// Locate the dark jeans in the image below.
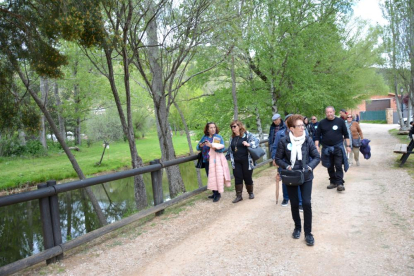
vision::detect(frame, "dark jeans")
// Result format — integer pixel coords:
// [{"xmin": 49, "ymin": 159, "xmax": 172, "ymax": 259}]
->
[
  {"xmin": 286, "ymin": 180, "xmax": 312, "ymax": 235},
  {"xmin": 204, "ymin": 161, "xmax": 210, "ymax": 177},
  {"xmin": 327, "ymin": 146, "xmax": 344, "ymax": 185},
  {"xmin": 233, "ymin": 158, "xmax": 253, "ymax": 186}
]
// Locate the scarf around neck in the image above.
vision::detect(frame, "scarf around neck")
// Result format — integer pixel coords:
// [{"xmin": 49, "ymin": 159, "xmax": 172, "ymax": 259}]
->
[{"xmin": 289, "ymin": 131, "xmax": 306, "ymax": 168}]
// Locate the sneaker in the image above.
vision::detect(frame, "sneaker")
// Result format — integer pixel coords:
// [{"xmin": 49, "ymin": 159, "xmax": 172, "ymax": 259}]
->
[
  {"xmin": 356, "ymin": 161, "xmax": 360, "ymax": 166},
  {"xmin": 305, "ymin": 233, "xmax": 315, "ymax": 246},
  {"xmin": 292, "ymin": 229, "xmax": 301, "ymax": 239},
  {"xmin": 327, "ymin": 183, "xmax": 337, "ymax": 189},
  {"xmin": 337, "ymin": 185, "xmax": 345, "ymax": 191},
  {"xmin": 299, "ymin": 205, "xmax": 303, "ymax": 212},
  {"xmin": 281, "ymin": 199, "xmax": 289, "ymax": 206}
]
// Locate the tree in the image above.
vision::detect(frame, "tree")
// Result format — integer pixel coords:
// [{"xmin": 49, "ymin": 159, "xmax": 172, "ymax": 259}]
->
[{"xmin": 0, "ymin": 0, "xmax": 107, "ymax": 225}]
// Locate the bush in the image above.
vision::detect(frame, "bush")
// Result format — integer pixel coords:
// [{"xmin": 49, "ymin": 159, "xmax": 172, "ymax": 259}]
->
[
  {"xmin": 0, "ymin": 136, "xmax": 26, "ymax": 157},
  {"xmin": 85, "ymin": 108, "xmax": 124, "ymax": 142},
  {"xmin": 26, "ymin": 140, "xmax": 46, "ymax": 156}
]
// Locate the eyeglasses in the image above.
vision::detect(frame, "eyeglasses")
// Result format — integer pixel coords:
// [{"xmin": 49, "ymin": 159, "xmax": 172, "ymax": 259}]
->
[
  {"xmin": 294, "ymin": 124, "xmax": 305, "ymax": 128},
  {"xmin": 347, "ymin": 116, "xmax": 352, "ymax": 118},
  {"xmin": 231, "ymin": 125, "xmax": 238, "ymax": 128},
  {"xmin": 311, "ymin": 118, "xmax": 316, "ymax": 121}
]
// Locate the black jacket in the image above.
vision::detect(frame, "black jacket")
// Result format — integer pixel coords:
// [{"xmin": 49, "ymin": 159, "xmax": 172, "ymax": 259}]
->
[{"xmin": 275, "ymin": 135, "xmax": 321, "ymax": 182}]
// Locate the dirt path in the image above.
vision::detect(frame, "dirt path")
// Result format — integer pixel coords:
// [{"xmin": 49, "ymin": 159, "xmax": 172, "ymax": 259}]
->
[{"xmin": 21, "ymin": 124, "xmax": 414, "ymax": 276}]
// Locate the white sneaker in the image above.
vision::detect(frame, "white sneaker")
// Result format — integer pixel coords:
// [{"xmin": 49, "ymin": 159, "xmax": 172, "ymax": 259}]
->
[{"xmin": 356, "ymin": 161, "xmax": 360, "ymax": 166}]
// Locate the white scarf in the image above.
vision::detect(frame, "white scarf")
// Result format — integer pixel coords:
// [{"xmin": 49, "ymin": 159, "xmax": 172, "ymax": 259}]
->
[{"xmin": 289, "ymin": 131, "xmax": 306, "ymax": 168}]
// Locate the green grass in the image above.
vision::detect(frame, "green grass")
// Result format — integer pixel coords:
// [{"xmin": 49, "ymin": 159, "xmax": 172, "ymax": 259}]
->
[
  {"xmin": 363, "ymin": 120, "xmax": 387, "ymax": 124},
  {"xmin": 388, "ymin": 129, "xmax": 414, "ymax": 176},
  {"xmin": 0, "ymin": 131, "xmax": 199, "ymax": 190}
]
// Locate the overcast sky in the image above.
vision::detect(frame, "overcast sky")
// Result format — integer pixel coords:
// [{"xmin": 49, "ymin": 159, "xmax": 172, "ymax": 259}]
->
[{"xmin": 353, "ymin": 0, "xmax": 388, "ymax": 26}]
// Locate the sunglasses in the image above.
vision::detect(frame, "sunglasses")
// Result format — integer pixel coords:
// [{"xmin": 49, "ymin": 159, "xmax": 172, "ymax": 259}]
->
[
  {"xmin": 347, "ymin": 116, "xmax": 352, "ymax": 118},
  {"xmin": 231, "ymin": 125, "xmax": 238, "ymax": 128},
  {"xmin": 311, "ymin": 118, "xmax": 316, "ymax": 120}
]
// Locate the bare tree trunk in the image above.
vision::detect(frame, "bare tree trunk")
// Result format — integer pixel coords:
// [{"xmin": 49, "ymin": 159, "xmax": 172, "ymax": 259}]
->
[
  {"xmin": 100, "ymin": 30, "xmax": 148, "ymax": 209},
  {"xmin": 66, "ymin": 191, "xmax": 73, "ymax": 240},
  {"xmin": 18, "ymin": 129, "xmax": 26, "ymax": 145},
  {"xmin": 53, "ymin": 81, "xmax": 66, "ymax": 140},
  {"xmin": 13, "ymin": 65, "xmax": 107, "ymax": 226},
  {"xmin": 146, "ymin": 1, "xmax": 185, "ymax": 198},
  {"xmin": 39, "ymin": 77, "xmax": 48, "ymax": 149},
  {"xmin": 271, "ymin": 79, "xmax": 278, "ymax": 114},
  {"xmin": 231, "ymin": 55, "xmax": 238, "ymax": 120},
  {"xmin": 254, "ymin": 106, "xmax": 264, "ymax": 140},
  {"xmin": 174, "ymin": 102, "xmax": 203, "ymax": 188}
]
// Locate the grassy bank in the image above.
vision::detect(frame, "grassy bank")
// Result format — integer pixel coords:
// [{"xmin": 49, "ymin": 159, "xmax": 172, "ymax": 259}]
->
[{"xmin": 0, "ymin": 131, "xmax": 199, "ymax": 190}]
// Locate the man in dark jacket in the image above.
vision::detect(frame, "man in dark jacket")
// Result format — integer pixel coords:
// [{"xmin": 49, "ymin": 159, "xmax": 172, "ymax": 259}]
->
[
  {"xmin": 409, "ymin": 121, "xmax": 414, "ymax": 140},
  {"xmin": 309, "ymin": 116, "xmax": 319, "ymax": 142},
  {"xmin": 315, "ymin": 106, "xmax": 351, "ymax": 192},
  {"xmin": 268, "ymin": 114, "xmax": 282, "ymax": 152}
]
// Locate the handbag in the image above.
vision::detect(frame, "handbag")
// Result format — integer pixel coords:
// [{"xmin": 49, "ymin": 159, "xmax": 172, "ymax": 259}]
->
[
  {"xmin": 352, "ymin": 138, "xmax": 361, "ymax": 147},
  {"xmin": 248, "ymin": 146, "xmax": 266, "ymax": 161},
  {"xmin": 279, "ymin": 143, "xmax": 308, "ymax": 186},
  {"xmin": 195, "ymin": 152, "xmax": 205, "ymax": 168},
  {"xmin": 280, "ymin": 169, "xmax": 304, "ymax": 186}
]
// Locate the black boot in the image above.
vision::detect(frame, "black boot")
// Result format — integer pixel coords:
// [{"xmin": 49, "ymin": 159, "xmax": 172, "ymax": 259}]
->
[
  {"xmin": 232, "ymin": 184, "xmax": 243, "ymax": 203},
  {"xmin": 246, "ymin": 184, "xmax": 254, "ymax": 199},
  {"xmin": 208, "ymin": 191, "xmax": 215, "ymax": 199},
  {"xmin": 213, "ymin": 191, "xmax": 221, "ymax": 202}
]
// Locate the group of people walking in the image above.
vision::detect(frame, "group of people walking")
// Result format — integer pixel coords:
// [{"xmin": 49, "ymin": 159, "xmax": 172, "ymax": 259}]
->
[
  {"xmin": 197, "ymin": 107, "xmax": 364, "ymax": 247},
  {"xmin": 197, "ymin": 120, "xmax": 260, "ymax": 203}
]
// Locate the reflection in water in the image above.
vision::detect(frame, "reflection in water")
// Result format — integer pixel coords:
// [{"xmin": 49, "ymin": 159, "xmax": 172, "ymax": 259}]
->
[{"xmin": 0, "ymin": 146, "xmax": 269, "ymax": 266}]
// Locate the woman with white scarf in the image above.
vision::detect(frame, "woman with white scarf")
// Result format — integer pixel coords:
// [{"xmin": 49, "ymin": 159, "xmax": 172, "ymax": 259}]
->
[{"xmin": 275, "ymin": 114, "xmax": 320, "ymax": 246}]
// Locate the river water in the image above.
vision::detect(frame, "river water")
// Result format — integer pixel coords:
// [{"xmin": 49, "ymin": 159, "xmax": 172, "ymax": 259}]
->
[{"xmin": 0, "ymin": 146, "xmax": 270, "ymax": 267}]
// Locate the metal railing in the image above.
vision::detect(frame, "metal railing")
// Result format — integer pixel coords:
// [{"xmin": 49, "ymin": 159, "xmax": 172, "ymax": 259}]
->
[{"xmin": 0, "ymin": 139, "xmax": 270, "ymax": 275}]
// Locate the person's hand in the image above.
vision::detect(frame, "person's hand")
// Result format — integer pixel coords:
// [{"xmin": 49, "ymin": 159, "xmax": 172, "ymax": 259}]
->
[
  {"xmin": 346, "ymin": 146, "xmax": 351, "ymax": 153},
  {"xmin": 272, "ymin": 160, "xmax": 276, "ymax": 166},
  {"xmin": 242, "ymin": 141, "xmax": 250, "ymax": 147},
  {"xmin": 205, "ymin": 141, "xmax": 212, "ymax": 148},
  {"xmin": 199, "ymin": 141, "xmax": 205, "ymax": 147}
]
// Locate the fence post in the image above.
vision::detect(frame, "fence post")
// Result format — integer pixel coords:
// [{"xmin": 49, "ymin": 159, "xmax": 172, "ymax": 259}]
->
[
  {"xmin": 47, "ymin": 180, "xmax": 63, "ymax": 261},
  {"xmin": 37, "ymin": 183, "xmax": 56, "ymax": 264},
  {"xmin": 150, "ymin": 159, "xmax": 164, "ymax": 216}
]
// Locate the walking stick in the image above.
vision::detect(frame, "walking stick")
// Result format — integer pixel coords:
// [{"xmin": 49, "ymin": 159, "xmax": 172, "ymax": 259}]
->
[{"xmin": 275, "ymin": 170, "xmax": 280, "ymax": 204}]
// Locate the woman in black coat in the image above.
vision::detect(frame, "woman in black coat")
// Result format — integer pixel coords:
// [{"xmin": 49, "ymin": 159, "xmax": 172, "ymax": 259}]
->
[{"xmin": 275, "ymin": 114, "xmax": 320, "ymax": 246}]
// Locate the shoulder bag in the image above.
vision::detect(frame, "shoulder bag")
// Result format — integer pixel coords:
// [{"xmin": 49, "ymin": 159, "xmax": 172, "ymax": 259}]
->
[
  {"xmin": 279, "ymin": 141, "xmax": 308, "ymax": 186},
  {"xmin": 248, "ymin": 146, "xmax": 265, "ymax": 161},
  {"xmin": 195, "ymin": 152, "xmax": 205, "ymax": 168}
]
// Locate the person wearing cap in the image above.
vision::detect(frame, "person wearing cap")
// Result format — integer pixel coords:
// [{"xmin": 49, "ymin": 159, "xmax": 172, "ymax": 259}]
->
[
  {"xmin": 269, "ymin": 114, "xmax": 282, "ymax": 152},
  {"xmin": 339, "ymin": 109, "xmax": 347, "ymax": 120},
  {"xmin": 314, "ymin": 106, "xmax": 351, "ymax": 192},
  {"xmin": 272, "ymin": 114, "xmax": 303, "ymax": 209}
]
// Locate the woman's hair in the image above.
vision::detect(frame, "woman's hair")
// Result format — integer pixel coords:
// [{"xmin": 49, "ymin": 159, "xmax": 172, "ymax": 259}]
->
[
  {"xmin": 286, "ymin": 114, "xmax": 304, "ymax": 129},
  {"xmin": 203, "ymin": 122, "xmax": 219, "ymax": 136},
  {"xmin": 303, "ymin": 117, "xmax": 309, "ymax": 124},
  {"xmin": 229, "ymin": 120, "xmax": 246, "ymax": 137}
]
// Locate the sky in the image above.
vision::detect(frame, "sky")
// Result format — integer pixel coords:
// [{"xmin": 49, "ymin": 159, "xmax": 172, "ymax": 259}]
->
[{"xmin": 352, "ymin": 0, "xmax": 388, "ymax": 26}]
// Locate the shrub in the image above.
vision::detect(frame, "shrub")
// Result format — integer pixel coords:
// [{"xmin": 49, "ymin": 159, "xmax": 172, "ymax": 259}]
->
[
  {"xmin": 0, "ymin": 136, "xmax": 26, "ymax": 157},
  {"xmin": 26, "ymin": 140, "xmax": 46, "ymax": 156}
]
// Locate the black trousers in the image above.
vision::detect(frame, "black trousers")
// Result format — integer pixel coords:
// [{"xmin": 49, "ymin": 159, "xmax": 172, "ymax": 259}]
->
[
  {"xmin": 204, "ymin": 161, "xmax": 210, "ymax": 177},
  {"xmin": 327, "ymin": 146, "xmax": 344, "ymax": 185},
  {"xmin": 233, "ymin": 158, "xmax": 253, "ymax": 186},
  {"xmin": 286, "ymin": 180, "xmax": 312, "ymax": 235}
]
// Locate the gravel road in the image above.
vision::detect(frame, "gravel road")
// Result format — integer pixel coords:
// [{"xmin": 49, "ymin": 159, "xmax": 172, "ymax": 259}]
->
[{"xmin": 19, "ymin": 123, "xmax": 414, "ymax": 276}]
